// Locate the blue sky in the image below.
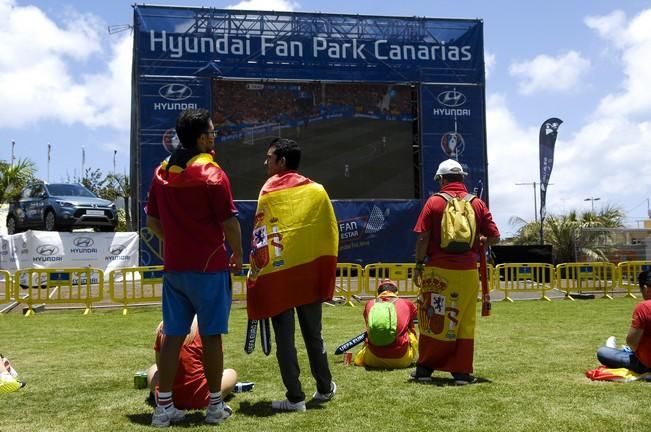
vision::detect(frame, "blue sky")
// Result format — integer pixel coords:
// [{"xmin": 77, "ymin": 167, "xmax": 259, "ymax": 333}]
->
[{"xmin": 1, "ymin": 0, "xmax": 651, "ymax": 236}]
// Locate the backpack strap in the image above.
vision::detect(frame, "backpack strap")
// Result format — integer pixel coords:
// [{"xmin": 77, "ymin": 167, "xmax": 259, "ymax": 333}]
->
[
  {"xmin": 435, "ymin": 192, "xmax": 476, "ymax": 203},
  {"xmin": 434, "ymin": 192, "xmax": 452, "ymax": 202}
]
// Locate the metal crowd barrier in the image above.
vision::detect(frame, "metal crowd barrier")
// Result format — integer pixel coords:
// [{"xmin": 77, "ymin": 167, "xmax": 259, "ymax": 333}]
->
[
  {"xmin": 231, "ymin": 264, "xmax": 250, "ymax": 302},
  {"xmin": 555, "ymin": 262, "xmax": 618, "ymax": 300},
  {"xmin": 15, "ymin": 267, "xmax": 104, "ymax": 316},
  {"xmin": 109, "ymin": 265, "xmax": 164, "ymax": 315},
  {"xmin": 333, "ymin": 263, "xmax": 363, "ymax": 306},
  {"xmin": 362, "ymin": 263, "xmax": 418, "ymax": 299},
  {"xmin": 1, "ymin": 270, "xmax": 11, "ymax": 303},
  {"xmin": 617, "ymin": 261, "xmax": 651, "ymax": 299},
  {"xmin": 494, "ymin": 263, "xmax": 555, "ymax": 302}
]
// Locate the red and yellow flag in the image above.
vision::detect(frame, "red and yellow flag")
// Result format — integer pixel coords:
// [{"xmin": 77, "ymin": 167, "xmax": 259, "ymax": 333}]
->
[{"xmin": 246, "ymin": 172, "xmax": 338, "ymax": 320}]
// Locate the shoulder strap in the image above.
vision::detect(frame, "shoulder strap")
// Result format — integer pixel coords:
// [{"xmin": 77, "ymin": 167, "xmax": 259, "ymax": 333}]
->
[
  {"xmin": 463, "ymin": 193, "xmax": 476, "ymax": 203},
  {"xmin": 434, "ymin": 192, "xmax": 453, "ymax": 202}
]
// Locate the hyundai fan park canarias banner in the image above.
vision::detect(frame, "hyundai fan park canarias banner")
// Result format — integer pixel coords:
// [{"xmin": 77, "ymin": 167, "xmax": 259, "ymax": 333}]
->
[{"xmin": 131, "ymin": 6, "xmax": 487, "ymax": 265}]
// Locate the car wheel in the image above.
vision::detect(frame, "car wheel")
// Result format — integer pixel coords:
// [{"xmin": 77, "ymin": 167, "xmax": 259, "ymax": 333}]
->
[
  {"xmin": 7, "ymin": 216, "xmax": 19, "ymax": 234},
  {"xmin": 44, "ymin": 210, "xmax": 58, "ymax": 231}
]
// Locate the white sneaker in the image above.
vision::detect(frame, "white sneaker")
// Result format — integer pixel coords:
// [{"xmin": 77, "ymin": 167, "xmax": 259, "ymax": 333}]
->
[
  {"xmin": 605, "ymin": 336, "xmax": 617, "ymax": 348},
  {"xmin": 205, "ymin": 402, "xmax": 232, "ymax": 424},
  {"xmin": 312, "ymin": 381, "xmax": 336, "ymax": 402},
  {"xmin": 151, "ymin": 405, "xmax": 185, "ymax": 428},
  {"xmin": 271, "ymin": 399, "xmax": 306, "ymax": 412}
]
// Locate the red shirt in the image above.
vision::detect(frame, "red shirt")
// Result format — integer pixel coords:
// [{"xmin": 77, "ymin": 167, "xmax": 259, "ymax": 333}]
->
[
  {"xmin": 364, "ymin": 292, "xmax": 417, "ymax": 359},
  {"xmin": 154, "ymin": 331, "xmax": 209, "ymax": 410},
  {"xmin": 632, "ymin": 300, "xmax": 651, "ymax": 367},
  {"xmin": 146, "ymin": 154, "xmax": 238, "ymax": 272},
  {"xmin": 413, "ymin": 182, "xmax": 500, "ymax": 270}
]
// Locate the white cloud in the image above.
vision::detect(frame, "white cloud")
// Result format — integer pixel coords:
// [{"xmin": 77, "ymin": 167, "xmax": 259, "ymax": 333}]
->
[
  {"xmin": 509, "ymin": 51, "xmax": 590, "ymax": 95},
  {"xmin": 587, "ymin": 9, "xmax": 651, "ymax": 118},
  {"xmin": 484, "ymin": 51, "xmax": 495, "ymax": 79},
  {"xmin": 488, "ymin": 8, "xmax": 651, "ymax": 234},
  {"xmin": 226, "ymin": 0, "xmax": 299, "ymax": 11},
  {"xmin": 0, "ymin": 0, "xmax": 131, "ymax": 130}
]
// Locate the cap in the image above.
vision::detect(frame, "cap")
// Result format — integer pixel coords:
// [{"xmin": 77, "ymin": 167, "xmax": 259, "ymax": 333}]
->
[{"xmin": 435, "ymin": 159, "xmax": 468, "ymax": 180}]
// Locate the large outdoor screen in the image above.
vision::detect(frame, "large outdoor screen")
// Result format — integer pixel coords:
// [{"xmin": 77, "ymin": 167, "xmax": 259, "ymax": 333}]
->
[{"xmin": 212, "ymin": 80, "xmax": 416, "ymax": 200}]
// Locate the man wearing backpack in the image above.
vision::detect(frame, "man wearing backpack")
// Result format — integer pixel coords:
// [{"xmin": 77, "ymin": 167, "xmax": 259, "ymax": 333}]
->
[
  {"xmin": 354, "ymin": 279, "xmax": 418, "ymax": 368},
  {"xmin": 411, "ymin": 159, "xmax": 500, "ymax": 385}
]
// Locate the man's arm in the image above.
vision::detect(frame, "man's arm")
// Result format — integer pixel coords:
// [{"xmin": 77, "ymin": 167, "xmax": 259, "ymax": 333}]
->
[
  {"xmin": 223, "ymin": 215, "xmax": 243, "ymax": 273},
  {"xmin": 413, "ymin": 230, "xmax": 431, "ymax": 287},
  {"xmin": 147, "ymin": 215, "xmax": 164, "ymax": 241},
  {"xmin": 626, "ymin": 326, "xmax": 644, "ymax": 351}
]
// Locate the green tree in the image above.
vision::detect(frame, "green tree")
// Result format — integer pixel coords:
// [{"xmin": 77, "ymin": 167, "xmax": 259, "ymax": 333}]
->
[
  {"xmin": 510, "ymin": 206, "xmax": 625, "ymax": 263},
  {"xmin": 0, "ymin": 158, "xmax": 36, "ymax": 204}
]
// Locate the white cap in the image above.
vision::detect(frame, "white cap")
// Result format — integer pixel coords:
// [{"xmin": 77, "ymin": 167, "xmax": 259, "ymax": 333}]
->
[{"xmin": 435, "ymin": 159, "xmax": 468, "ymax": 179}]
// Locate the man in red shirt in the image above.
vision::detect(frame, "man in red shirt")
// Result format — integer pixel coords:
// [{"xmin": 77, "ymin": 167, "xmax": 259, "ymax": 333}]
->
[
  {"xmin": 597, "ymin": 271, "xmax": 651, "ymax": 373},
  {"xmin": 146, "ymin": 108, "xmax": 243, "ymax": 427},
  {"xmin": 354, "ymin": 279, "xmax": 418, "ymax": 368},
  {"xmin": 412, "ymin": 159, "xmax": 500, "ymax": 385}
]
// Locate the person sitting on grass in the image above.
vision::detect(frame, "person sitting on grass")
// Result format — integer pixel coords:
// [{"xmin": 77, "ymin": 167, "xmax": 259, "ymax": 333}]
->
[
  {"xmin": 354, "ymin": 279, "xmax": 418, "ymax": 369},
  {"xmin": 147, "ymin": 317, "xmax": 238, "ymax": 411},
  {"xmin": 596, "ymin": 271, "xmax": 651, "ymax": 374}
]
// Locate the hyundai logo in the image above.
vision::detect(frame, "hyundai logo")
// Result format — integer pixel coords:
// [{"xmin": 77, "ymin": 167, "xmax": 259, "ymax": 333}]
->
[
  {"xmin": 36, "ymin": 244, "xmax": 59, "ymax": 256},
  {"xmin": 437, "ymin": 90, "xmax": 466, "ymax": 107},
  {"xmin": 159, "ymin": 84, "xmax": 192, "ymax": 101},
  {"xmin": 109, "ymin": 244, "xmax": 127, "ymax": 255},
  {"xmin": 73, "ymin": 237, "xmax": 94, "ymax": 248}
]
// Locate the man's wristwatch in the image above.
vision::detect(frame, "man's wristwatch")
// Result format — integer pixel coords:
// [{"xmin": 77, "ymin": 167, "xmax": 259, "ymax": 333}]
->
[{"xmin": 415, "ymin": 260, "xmax": 425, "ymax": 270}]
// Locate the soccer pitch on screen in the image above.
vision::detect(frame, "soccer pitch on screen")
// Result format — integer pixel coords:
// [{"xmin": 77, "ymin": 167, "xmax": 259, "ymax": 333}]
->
[{"xmin": 212, "ymin": 80, "xmax": 417, "ymax": 200}]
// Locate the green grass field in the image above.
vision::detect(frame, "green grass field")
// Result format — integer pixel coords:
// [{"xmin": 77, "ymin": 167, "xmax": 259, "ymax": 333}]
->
[{"xmin": 0, "ymin": 299, "xmax": 647, "ymax": 431}]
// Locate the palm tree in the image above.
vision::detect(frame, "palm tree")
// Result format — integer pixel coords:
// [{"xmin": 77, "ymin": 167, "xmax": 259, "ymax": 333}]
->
[
  {"xmin": 510, "ymin": 206, "xmax": 625, "ymax": 263},
  {"xmin": 0, "ymin": 158, "xmax": 36, "ymax": 204}
]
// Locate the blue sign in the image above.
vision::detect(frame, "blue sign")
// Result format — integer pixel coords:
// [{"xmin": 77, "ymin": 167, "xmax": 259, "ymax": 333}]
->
[{"xmin": 133, "ymin": 6, "xmax": 486, "ymax": 265}]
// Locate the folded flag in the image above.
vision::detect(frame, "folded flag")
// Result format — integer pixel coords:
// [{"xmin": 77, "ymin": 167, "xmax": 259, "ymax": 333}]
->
[
  {"xmin": 247, "ymin": 172, "xmax": 338, "ymax": 320},
  {"xmin": 585, "ymin": 365, "xmax": 651, "ymax": 383}
]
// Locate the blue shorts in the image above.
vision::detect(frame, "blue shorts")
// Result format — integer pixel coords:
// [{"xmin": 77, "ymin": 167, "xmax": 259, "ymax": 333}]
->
[{"xmin": 162, "ymin": 271, "xmax": 232, "ymax": 336}]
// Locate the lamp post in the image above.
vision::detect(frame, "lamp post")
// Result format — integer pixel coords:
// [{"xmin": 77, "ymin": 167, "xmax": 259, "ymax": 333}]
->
[{"xmin": 584, "ymin": 196, "xmax": 601, "ymax": 212}]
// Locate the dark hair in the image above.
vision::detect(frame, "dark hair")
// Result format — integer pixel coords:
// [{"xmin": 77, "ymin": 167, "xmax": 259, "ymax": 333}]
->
[
  {"xmin": 269, "ymin": 138, "xmax": 301, "ymax": 170},
  {"xmin": 176, "ymin": 109, "xmax": 211, "ymax": 149},
  {"xmin": 441, "ymin": 173, "xmax": 464, "ymax": 183},
  {"xmin": 639, "ymin": 271, "xmax": 651, "ymax": 291},
  {"xmin": 377, "ymin": 280, "xmax": 398, "ymax": 295}
]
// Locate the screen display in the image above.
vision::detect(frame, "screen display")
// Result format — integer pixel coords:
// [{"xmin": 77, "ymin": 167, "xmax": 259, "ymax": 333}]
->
[{"xmin": 212, "ymin": 80, "xmax": 416, "ymax": 199}]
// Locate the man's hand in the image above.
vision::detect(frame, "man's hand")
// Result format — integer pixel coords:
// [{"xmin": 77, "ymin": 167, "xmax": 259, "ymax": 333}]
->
[
  {"xmin": 413, "ymin": 266, "xmax": 423, "ymax": 288},
  {"xmin": 229, "ymin": 252, "xmax": 243, "ymax": 273}
]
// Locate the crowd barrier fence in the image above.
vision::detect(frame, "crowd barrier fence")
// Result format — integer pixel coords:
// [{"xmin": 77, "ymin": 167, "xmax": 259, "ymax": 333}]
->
[
  {"xmin": 1, "ymin": 270, "xmax": 11, "ymax": 303},
  {"xmin": 494, "ymin": 263, "xmax": 555, "ymax": 302},
  {"xmin": 109, "ymin": 265, "xmax": 164, "ymax": 315},
  {"xmin": 617, "ymin": 261, "xmax": 651, "ymax": 299},
  {"xmin": 555, "ymin": 262, "xmax": 618, "ymax": 300},
  {"xmin": 15, "ymin": 267, "xmax": 104, "ymax": 316},
  {"xmin": 4, "ymin": 260, "xmax": 651, "ymax": 315}
]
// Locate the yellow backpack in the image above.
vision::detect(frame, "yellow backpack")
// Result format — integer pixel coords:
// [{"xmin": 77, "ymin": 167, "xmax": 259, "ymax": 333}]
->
[{"xmin": 435, "ymin": 192, "xmax": 477, "ymax": 253}]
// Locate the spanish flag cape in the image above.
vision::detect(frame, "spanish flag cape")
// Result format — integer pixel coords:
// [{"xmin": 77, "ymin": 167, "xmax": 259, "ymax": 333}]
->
[
  {"xmin": 246, "ymin": 171, "xmax": 338, "ymax": 320},
  {"xmin": 155, "ymin": 149, "xmax": 222, "ymax": 186}
]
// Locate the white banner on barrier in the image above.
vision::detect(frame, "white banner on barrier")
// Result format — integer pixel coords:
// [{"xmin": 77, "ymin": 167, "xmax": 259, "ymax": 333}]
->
[{"xmin": 0, "ymin": 231, "xmax": 139, "ymax": 272}]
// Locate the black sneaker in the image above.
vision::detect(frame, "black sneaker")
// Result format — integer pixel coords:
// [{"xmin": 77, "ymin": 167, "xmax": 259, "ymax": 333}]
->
[
  {"xmin": 410, "ymin": 366, "xmax": 432, "ymax": 382},
  {"xmin": 451, "ymin": 373, "xmax": 477, "ymax": 386}
]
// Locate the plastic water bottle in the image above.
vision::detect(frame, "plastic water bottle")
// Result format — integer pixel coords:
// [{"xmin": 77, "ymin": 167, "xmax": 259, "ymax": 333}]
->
[{"xmin": 233, "ymin": 381, "xmax": 254, "ymax": 393}]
